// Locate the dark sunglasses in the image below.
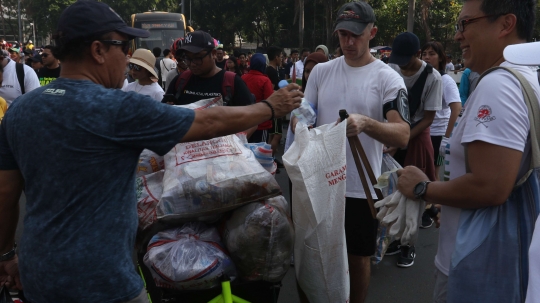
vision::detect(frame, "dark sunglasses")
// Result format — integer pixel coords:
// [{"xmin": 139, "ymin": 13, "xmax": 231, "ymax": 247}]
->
[
  {"xmin": 99, "ymin": 40, "xmax": 130, "ymax": 55},
  {"xmin": 129, "ymin": 63, "xmax": 142, "ymax": 71}
]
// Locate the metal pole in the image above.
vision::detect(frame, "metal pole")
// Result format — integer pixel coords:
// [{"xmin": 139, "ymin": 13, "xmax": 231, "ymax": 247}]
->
[
  {"xmin": 181, "ymin": 0, "xmax": 184, "ymax": 15},
  {"xmin": 407, "ymin": 0, "xmax": 415, "ymax": 33},
  {"xmin": 17, "ymin": 0, "xmax": 22, "ymax": 44},
  {"xmin": 32, "ymin": 23, "xmax": 35, "ymax": 45}
]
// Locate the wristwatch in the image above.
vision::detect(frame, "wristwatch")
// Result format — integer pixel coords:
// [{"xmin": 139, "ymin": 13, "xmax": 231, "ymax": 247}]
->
[
  {"xmin": 0, "ymin": 243, "xmax": 17, "ymax": 262},
  {"xmin": 413, "ymin": 181, "xmax": 431, "ymax": 200}
]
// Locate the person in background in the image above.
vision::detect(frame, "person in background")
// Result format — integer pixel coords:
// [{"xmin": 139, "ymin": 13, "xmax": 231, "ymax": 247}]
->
[
  {"xmin": 266, "ymin": 46, "xmax": 283, "ymax": 90},
  {"xmin": 159, "ymin": 49, "xmax": 176, "ymax": 90},
  {"xmin": 315, "ymin": 45, "xmax": 329, "ymax": 58},
  {"xmin": 37, "ymin": 45, "xmax": 61, "ymax": 86},
  {"xmin": 445, "ymin": 54, "xmax": 454, "ymax": 72},
  {"xmin": 242, "ymin": 53, "xmax": 274, "ymax": 143},
  {"xmin": 226, "ymin": 56, "xmax": 242, "ymax": 78},
  {"xmin": 215, "ymin": 47, "xmax": 226, "ymax": 69},
  {"xmin": 334, "ymin": 46, "xmax": 343, "ymax": 58},
  {"xmin": 279, "ymin": 52, "xmax": 288, "ymax": 80},
  {"xmin": 458, "ymin": 67, "xmax": 480, "ymax": 106},
  {"xmin": 0, "ymin": 64, "xmax": 7, "ymax": 122},
  {"xmin": 30, "ymin": 54, "xmax": 43, "ymax": 73},
  {"xmin": 164, "ymin": 49, "xmax": 188, "ymax": 92},
  {"xmin": 153, "ymin": 47, "xmax": 163, "ymax": 87},
  {"xmin": 285, "ymin": 49, "xmax": 298, "ymax": 79},
  {"xmin": 122, "ymin": 48, "xmax": 164, "ymax": 102},
  {"xmin": 238, "ymin": 53, "xmax": 249, "ymax": 75},
  {"xmin": 8, "ymin": 48, "xmax": 21, "ymax": 63}
]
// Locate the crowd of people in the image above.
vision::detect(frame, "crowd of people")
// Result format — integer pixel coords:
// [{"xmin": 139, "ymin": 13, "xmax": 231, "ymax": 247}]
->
[{"xmin": 0, "ymin": 0, "xmax": 540, "ymax": 302}]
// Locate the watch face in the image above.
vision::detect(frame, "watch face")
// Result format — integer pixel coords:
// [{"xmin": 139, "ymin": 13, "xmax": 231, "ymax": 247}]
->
[{"xmin": 414, "ymin": 182, "xmax": 425, "ymax": 197}]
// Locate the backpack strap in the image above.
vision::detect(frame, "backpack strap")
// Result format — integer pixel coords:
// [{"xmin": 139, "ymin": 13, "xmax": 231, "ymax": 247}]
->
[
  {"xmin": 174, "ymin": 70, "xmax": 192, "ymax": 101},
  {"xmin": 16, "ymin": 63, "xmax": 25, "ymax": 94},
  {"xmin": 407, "ymin": 63, "xmax": 433, "ymax": 124},
  {"xmin": 222, "ymin": 71, "xmax": 236, "ymax": 106}
]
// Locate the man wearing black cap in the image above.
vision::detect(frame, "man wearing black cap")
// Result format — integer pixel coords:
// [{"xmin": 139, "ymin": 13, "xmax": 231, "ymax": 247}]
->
[
  {"xmin": 292, "ymin": 2, "xmax": 410, "ymax": 302},
  {"xmin": 37, "ymin": 45, "xmax": 61, "ymax": 86},
  {"xmin": 30, "ymin": 54, "xmax": 43, "ymax": 72},
  {"xmin": 387, "ymin": 31, "xmax": 442, "ymax": 268},
  {"xmin": 165, "ymin": 30, "xmax": 255, "ymax": 107},
  {"xmin": 0, "ymin": 1, "xmax": 303, "ymax": 302}
]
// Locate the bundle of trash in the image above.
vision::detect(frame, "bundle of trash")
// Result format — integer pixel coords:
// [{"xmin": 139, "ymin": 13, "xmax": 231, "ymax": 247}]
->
[
  {"xmin": 244, "ymin": 142, "xmax": 277, "ymax": 174},
  {"xmin": 137, "ymin": 149, "xmax": 165, "ymax": 178},
  {"xmin": 136, "ymin": 170, "xmax": 164, "ymax": 230},
  {"xmin": 222, "ymin": 196, "xmax": 293, "ymax": 282},
  {"xmin": 144, "ymin": 222, "xmax": 237, "ymax": 290}
]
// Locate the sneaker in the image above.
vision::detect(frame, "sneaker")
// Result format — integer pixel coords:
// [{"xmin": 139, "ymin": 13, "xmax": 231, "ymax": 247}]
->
[
  {"xmin": 420, "ymin": 211, "xmax": 434, "ymax": 229},
  {"xmin": 385, "ymin": 239, "xmax": 401, "ymax": 256},
  {"xmin": 397, "ymin": 245, "xmax": 416, "ymax": 268}
]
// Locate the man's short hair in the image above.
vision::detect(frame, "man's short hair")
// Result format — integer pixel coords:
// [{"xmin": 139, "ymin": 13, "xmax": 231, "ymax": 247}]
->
[
  {"xmin": 291, "ymin": 49, "xmax": 299, "ymax": 55},
  {"xmin": 301, "ymin": 48, "xmax": 310, "ymax": 54},
  {"xmin": 163, "ymin": 49, "xmax": 170, "ymax": 56},
  {"xmin": 467, "ymin": 0, "xmax": 536, "ymax": 41},
  {"xmin": 152, "ymin": 47, "xmax": 161, "ymax": 57},
  {"xmin": 53, "ymin": 32, "xmax": 113, "ymax": 62},
  {"xmin": 239, "ymin": 52, "xmax": 247, "ymax": 58},
  {"xmin": 43, "ymin": 45, "xmax": 54, "ymax": 51},
  {"xmin": 217, "ymin": 48, "xmax": 223, "ymax": 52},
  {"xmin": 267, "ymin": 46, "xmax": 282, "ymax": 61},
  {"xmin": 247, "ymin": 51, "xmax": 252, "ymax": 55}
]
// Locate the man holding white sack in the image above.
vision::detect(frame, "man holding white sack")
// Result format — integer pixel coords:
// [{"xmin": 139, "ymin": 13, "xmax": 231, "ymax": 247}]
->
[{"xmin": 292, "ymin": 2, "xmax": 410, "ymax": 302}]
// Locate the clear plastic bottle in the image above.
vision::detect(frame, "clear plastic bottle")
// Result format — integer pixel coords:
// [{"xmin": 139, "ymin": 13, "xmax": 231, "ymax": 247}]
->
[{"xmin": 291, "ymin": 98, "xmax": 317, "ymax": 125}]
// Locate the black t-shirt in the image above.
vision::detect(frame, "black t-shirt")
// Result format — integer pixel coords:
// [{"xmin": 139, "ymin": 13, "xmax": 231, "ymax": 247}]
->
[
  {"xmin": 166, "ymin": 69, "xmax": 254, "ymax": 106},
  {"xmin": 215, "ymin": 59, "xmax": 226, "ymax": 70},
  {"xmin": 37, "ymin": 66, "xmax": 61, "ymax": 86},
  {"xmin": 266, "ymin": 66, "xmax": 279, "ymax": 90}
]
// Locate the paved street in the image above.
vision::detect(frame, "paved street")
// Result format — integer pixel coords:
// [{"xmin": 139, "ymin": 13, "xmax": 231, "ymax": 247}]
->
[{"xmin": 14, "ymin": 153, "xmax": 439, "ymax": 303}]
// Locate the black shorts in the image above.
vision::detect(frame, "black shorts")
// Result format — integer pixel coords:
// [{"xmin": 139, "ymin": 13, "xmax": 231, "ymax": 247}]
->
[
  {"xmin": 248, "ymin": 129, "xmax": 269, "ymax": 143},
  {"xmin": 345, "ymin": 197, "xmax": 379, "ymax": 256},
  {"xmin": 431, "ymin": 135, "xmax": 443, "ymax": 164},
  {"xmin": 270, "ymin": 118, "xmax": 283, "ymax": 135}
]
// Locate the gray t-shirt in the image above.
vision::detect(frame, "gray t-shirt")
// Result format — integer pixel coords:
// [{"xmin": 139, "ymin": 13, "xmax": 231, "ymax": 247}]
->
[
  {"xmin": 0, "ymin": 78, "xmax": 195, "ymax": 303},
  {"xmin": 390, "ymin": 61, "xmax": 443, "ymax": 123}
]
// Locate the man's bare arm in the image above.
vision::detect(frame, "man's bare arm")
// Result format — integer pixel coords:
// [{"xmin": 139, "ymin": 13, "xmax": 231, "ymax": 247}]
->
[
  {"xmin": 181, "ymin": 84, "xmax": 303, "ymax": 143},
  {"xmin": 398, "ymin": 141, "xmax": 521, "ymax": 208},
  {"xmin": 0, "ymin": 170, "xmax": 23, "ymax": 254},
  {"xmin": 346, "ymin": 109, "xmax": 410, "ymax": 148}
]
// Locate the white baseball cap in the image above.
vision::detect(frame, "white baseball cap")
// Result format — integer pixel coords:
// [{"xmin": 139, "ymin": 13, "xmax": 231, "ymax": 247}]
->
[{"xmin": 504, "ymin": 41, "xmax": 540, "ymax": 65}]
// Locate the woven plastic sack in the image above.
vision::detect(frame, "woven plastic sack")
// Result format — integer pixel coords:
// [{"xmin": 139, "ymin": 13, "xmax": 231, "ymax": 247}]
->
[
  {"xmin": 371, "ymin": 154, "xmax": 401, "ymax": 264},
  {"xmin": 223, "ymin": 196, "xmax": 293, "ymax": 282},
  {"xmin": 158, "ymin": 134, "xmax": 281, "ymax": 223},
  {"xmin": 143, "ymin": 222, "xmax": 237, "ymax": 290},
  {"xmin": 136, "ymin": 170, "xmax": 164, "ymax": 230},
  {"xmin": 137, "ymin": 149, "xmax": 165, "ymax": 178}
]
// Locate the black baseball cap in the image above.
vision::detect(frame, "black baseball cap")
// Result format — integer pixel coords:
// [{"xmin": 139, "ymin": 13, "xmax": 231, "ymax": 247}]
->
[
  {"xmin": 180, "ymin": 30, "xmax": 215, "ymax": 53},
  {"xmin": 389, "ymin": 32, "xmax": 420, "ymax": 66},
  {"xmin": 55, "ymin": 0, "xmax": 149, "ymax": 43},
  {"xmin": 31, "ymin": 54, "xmax": 42, "ymax": 63},
  {"xmin": 334, "ymin": 1, "xmax": 376, "ymax": 35}
]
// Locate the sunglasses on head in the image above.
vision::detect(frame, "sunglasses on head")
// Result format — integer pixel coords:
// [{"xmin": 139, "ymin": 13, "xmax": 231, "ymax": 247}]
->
[{"xmin": 129, "ymin": 63, "xmax": 142, "ymax": 71}]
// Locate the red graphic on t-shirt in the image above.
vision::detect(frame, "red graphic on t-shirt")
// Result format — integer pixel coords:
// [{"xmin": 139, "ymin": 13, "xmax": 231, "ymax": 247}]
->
[
  {"xmin": 474, "ymin": 105, "xmax": 496, "ymax": 128},
  {"xmin": 477, "ymin": 108, "xmax": 490, "ymax": 119}
]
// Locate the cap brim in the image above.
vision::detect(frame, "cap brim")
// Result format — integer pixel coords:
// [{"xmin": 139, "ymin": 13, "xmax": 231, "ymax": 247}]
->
[
  {"xmin": 504, "ymin": 42, "xmax": 540, "ymax": 65},
  {"xmin": 117, "ymin": 26, "xmax": 150, "ymax": 39},
  {"xmin": 334, "ymin": 21, "xmax": 369, "ymax": 35},
  {"xmin": 129, "ymin": 58, "xmax": 159, "ymax": 79},
  {"xmin": 389, "ymin": 53, "xmax": 413, "ymax": 66}
]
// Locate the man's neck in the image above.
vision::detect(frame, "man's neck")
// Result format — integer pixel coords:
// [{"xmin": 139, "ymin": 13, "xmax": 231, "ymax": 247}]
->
[
  {"xmin": 198, "ymin": 66, "xmax": 221, "ymax": 78},
  {"xmin": 344, "ymin": 52, "xmax": 375, "ymax": 68},
  {"xmin": 400, "ymin": 58, "xmax": 423, "ymax": 77},
  {"xmin": 46, "ymin": 62, "xmax": 60, "ymax": 70}
]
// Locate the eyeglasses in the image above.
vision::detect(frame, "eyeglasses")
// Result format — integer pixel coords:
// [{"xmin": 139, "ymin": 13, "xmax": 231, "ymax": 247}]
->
[
  {"xmin": 185, "ymin": 51, "xmax": 211, "ymax": 65},
  {"xmin": 129, "ymin": 63, "xmax": 142, "ymax": 71},
  {"xmin": 454, "ymin": 15, "xmax": 501, "ymax": 33},
  {"xmin": 99, "ymin": 40, "xmax": 130, "ymax": 55}
]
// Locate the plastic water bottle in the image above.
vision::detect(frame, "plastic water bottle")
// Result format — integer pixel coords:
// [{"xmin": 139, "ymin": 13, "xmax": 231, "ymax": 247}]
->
[
  {"xmin": 278, "ymin": 80, "xmax": 289, "ymax": 89},
  {"xmin": 291, "ymin": 98, "xmax": 317, "ymax": 125}
]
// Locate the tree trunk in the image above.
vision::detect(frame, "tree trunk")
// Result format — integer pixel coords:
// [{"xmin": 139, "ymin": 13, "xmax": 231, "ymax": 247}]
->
[
  {"xmin": 299, "ymin": 0, "xmax": 304, "ymax": 49},
  {"xmin": 407, "ymin": 0, "xmax": 415, "ymax": 33},
  {"xmin": 325, "ymin": 0, "xmax": 333, "ymax": 48},
  {"xmin": 421, "ymin": 0, "xmax": 432, "ymax": 41}
]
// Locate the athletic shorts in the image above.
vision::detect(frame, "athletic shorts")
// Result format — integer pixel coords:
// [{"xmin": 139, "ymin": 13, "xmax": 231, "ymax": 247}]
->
[
  {"xmin": 431, "ymin": 135, "xmax": 443, "ymax": 164},
  {"xmin": 344, "ymin": 197, "xmax": 379, "ymax": 256},
  {"xmin": 270, "ymin": 118, "xmax": 283, "ymax": 135}
]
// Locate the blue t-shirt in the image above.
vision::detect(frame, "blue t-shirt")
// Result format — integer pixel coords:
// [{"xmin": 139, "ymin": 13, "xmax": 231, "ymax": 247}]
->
[{"xmin": 0, "ymin": 78, "xmax": 195, "ymax": 303}]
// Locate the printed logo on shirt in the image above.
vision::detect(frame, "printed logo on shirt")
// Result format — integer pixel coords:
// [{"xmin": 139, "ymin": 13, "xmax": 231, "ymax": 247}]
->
[
  {"xmin": 42, "ymin": 88, "xmax": 65, "ymax": 96},
  {"xmin": 474, "ymin": 105, "xmax": 496, "ymax": 128},
  {"xmin": 183, "ymin": 90, "xmax": 221, "ymax": 97},
  {"xmin": 39, "ymin": 77, "xmax": 57, "ymax": 86}
]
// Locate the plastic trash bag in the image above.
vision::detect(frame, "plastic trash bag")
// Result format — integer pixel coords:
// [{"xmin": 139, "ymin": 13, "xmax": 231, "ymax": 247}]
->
[
  {"xmin": 137, "ymin": 149, "xmax": 164, "ymax": 178},
  {"xmin": 136, "ymin": 170, "xmax": 164, "ymax": 230},
  {"xmin": 223, "ymin": 196, "xmax": 294, "ymax": 282},
  {"xmin": 143, "ymin": 222, "xmax": 237, "ymax": 290}
]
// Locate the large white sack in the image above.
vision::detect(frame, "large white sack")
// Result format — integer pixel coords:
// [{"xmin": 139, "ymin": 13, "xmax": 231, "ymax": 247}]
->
[
  {"xmin": 283, "ymin": 121, "xmax": 349, "ymax": 303},
  {"xmin": 136, "ymin": 170, "xmax": 164, "ymax": 230},
  {"xmin": 143, "ymin": 222, "xmax": 237, "ymax": 290},
  {"xmin": 137, "ymin": 149, "xmax": 165, "ymax": 178},
  {"xmin": 223, "ymin": 196, "xmax": 293, "ymax": 282}
]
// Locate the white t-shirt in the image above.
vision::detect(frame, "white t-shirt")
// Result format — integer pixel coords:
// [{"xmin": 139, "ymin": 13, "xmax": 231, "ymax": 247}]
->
[
  {"xmin": 160, "ymin": 58, "xmax": 176, "ymax": 82},
  {"xmin": 305, "ymin": 57, "xmax": 407, "ymax": 199},
  {"xmin": 164, "ymin": 69, "xmax": 179, "ymax": 92},
  {"xmin": 122, "ymin": 81, "xmax": 164, "ymax": 102},
  {"xmin": 0, "ymin": 59, "xmax": 40, "ymax": 105},
  {"xmin": 527, "ymin": 214, "xmax": 540, "ymax": 303},
  {"xmin": 290, "ymin": 60, "xmax": 304, "ymax": 79},
  {"xmin": 431, "ymin": 74, "xmax": 461, "ymax": 136},
  {"xmin": 435, "ymin": 62, "xmax": 540, "ymax": 276},
  {"xmin": 445, "ymin": 62, "xmax": 455, "ymax": 73},
  {"xmin": 390, "ymin": 61, "xmax": 443, "ymax": 124}
]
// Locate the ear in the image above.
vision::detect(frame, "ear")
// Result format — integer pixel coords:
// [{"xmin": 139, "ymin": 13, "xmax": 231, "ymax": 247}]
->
[
  {"xmin": 89, "ymin": 41, "xmax": 107, "ymax": 64},
  {"xmin": 370, "ymin": 26, "xmax": 378, "ymax": 40},
  {"xmin": 498, "ymin": 13, "xmax": 517, "ymax": 39}
]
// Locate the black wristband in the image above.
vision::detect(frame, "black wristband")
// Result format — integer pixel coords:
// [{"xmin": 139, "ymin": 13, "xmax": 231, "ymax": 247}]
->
[{"xmin": 260, "ymin": 100, "xmax": 275, "ymax": 120}]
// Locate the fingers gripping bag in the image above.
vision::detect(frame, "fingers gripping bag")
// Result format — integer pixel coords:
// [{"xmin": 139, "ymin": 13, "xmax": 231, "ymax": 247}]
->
[
  {"xmin": 283, "ymin": 121, "xmax": 349, "ymax": 303},
  {"xmin": 223, "ymin": 196, "xmax": 294, "ymax": 282},
  {"xmin": 143, "ymin": 222, "xmax": 237, "ymax": 290},
  {"xmin": 136, "ymin": 170, "xmax": 164, "ymax": 230},
  {"xmin": 158, "ymin": 98, "xmax": 281, "ymax": 222}
]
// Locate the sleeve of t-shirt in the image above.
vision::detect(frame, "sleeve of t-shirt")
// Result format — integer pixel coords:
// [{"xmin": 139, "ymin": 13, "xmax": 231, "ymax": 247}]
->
[
  {"xmin": 152, "ymin": 85, "xmax": 165, "ymax": 102},
  {"xmin": 230, "ymin": 74, "xmax": 255, "ymax": 106},
  {"xmin": 423, "ymin": 73, "xmax": 443, "ymax": 111},
  {"xmin": 382, "ymin": 68, "xmax": 407, "ymax": 105},
  {"xmin": 166, "ymin": 74, "xmax": 180, "ymax": 95},
  {"xmin": 266, "ymin": 67, "xmax": 279, "ymax": 90},
  {"xmin": 0, "ymin": 117, "xmax": 19, "ymax": 170},
  {"xmin": 461, "ymin": 70, "xmax": 529, "ymax": 152},
  {"xmin": 442, "ymin": 75, "xmax": 461, "ymax": 106},
  {"xmin": 112, "ymin": 92, "xmax": 195, "ymax": 155},
  {"xmin": 24, "ymin": 66, "xmax": 40, "ymax": 93}
]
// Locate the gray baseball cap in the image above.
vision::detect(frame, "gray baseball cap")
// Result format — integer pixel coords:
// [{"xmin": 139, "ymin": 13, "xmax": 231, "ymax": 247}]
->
[{"xmin": 334, "ymin": 1, "xmax": 376, "ymax": 35}]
